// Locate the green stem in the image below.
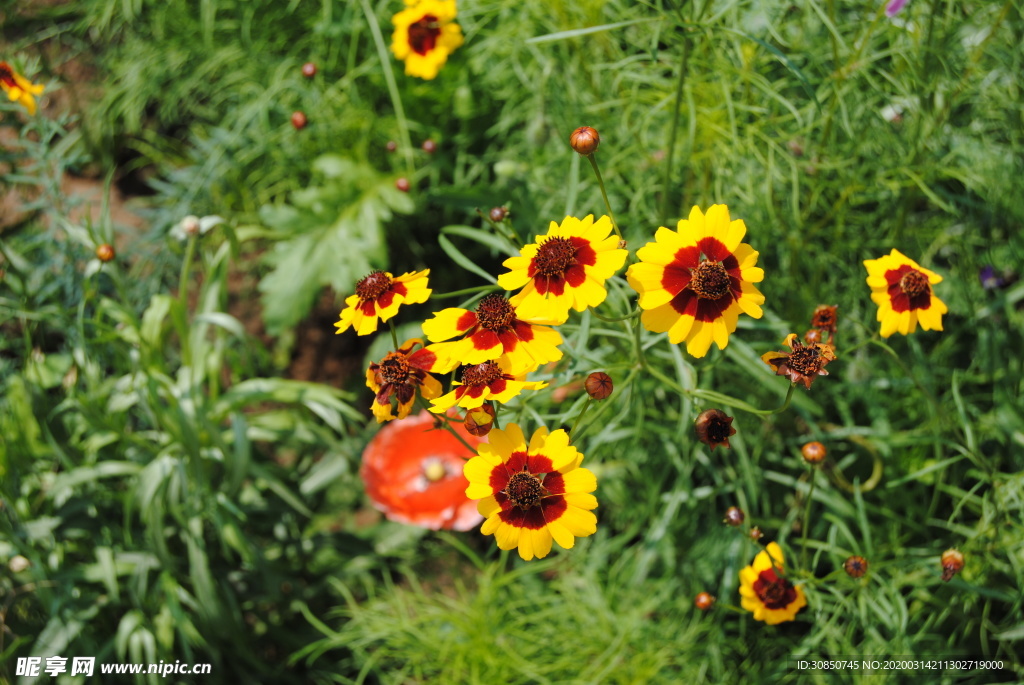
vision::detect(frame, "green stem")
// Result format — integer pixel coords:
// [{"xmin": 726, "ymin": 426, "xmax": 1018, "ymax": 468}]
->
[
  {"xmin": 585, "ymin": 154, "xmax": 622, "ymax": 239},
  {"xmin": 568, "ymin": 399, "xmax": 594, "ymax": 441},
  {"xmin": 800, "ymin": 469, "xmax": 817, "ymax": 570},
  {"xmin": 661, "ymin": 29, "xmax": 692, "ymax": 225},
  {"xmin": 178, "ymin": 235, "xmax": 196, "ymax": 308},
  {"xmin": 388, "ymin": 320, "xmax": 400, "ymax": 350},
  {"xmin": 432, "ymin": 284, "xmax": 502, "ymax": 300},
  {"xmin": 360, "ymin": 0, "xmax": 414, "ymax": 175}
]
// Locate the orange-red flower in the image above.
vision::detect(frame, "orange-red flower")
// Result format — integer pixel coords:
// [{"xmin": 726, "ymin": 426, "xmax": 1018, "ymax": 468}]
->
[{"xmin": 361, "ymin": 410, "xmax": 482, "ymax": 531}]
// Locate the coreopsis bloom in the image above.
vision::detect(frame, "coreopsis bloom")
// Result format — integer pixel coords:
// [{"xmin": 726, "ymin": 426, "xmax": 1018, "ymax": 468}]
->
[
  {"xmin": 429, "ymin": 358, "xmax": 547, "ymax": 412},
  {"xmin": 0, "ymin": 62, "xmax": 45, "ymax": 115},
  {"xmin": 361, "ymin": 410, "xmax": 482, "ymax": 530},
  {"xmin": 739, "ymin": 542, "xmax": 807, "ymax": 625},
  {"xmin": 390, "ymin": 0, "xmax": 464, "ymax": 80},
  {"xmin": 863, "ymin": 249, "xmax": 947, "ymax": 338},
  {"xmin": 366, "ymin": 338, "xmax": 442, "ymax": 422},
  {"xmin": 498, "ymin": 215, "xmax": 628, "ymax": 325},
  {"xmin": 421, "ymin": 294, "xmax": 563, "ymax": 375},
  {"xmin": 335, "ymin": 269, "xmax": 431, "ymax": 336},
  {"xmin": 463, "ymin": 423, "xmax": 598, "ymax": 561},
  {"xmin": 694, "ymin": 408, "xmax": 736, "ymax": 450},
  {"xmin": 626, "ymin": 205, "xmax": 765, "ymax": 358},
  {"xmin": 761, "ymin": 333, "xmax": 836, "ymax": 389}
]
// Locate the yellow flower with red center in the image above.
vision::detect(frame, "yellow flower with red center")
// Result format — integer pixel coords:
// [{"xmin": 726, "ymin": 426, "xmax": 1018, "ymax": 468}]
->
[
  {"xmin": 626, "ymin": 205, "xmax": 765, "ymax": 358},
  {"xmin": 429, "ymin": 358, "xmax": 546, "ymax": 412},
  {"xmin": 366, "ymin": 338, "xmax": 443, "ymax": 422},
  {"xmin": 497, "ymin": 215, "xmax": 628, "ymax": 325},
  {"xmin": 863, "ymin": 249, "xmax": 946, "ymax": 338},
  {"xmin": 0, "ymin": 62, "xmax": 45, "ymax": 116},
  {"xmin": 335, "ymin": 269, "xmax": 431, "ymax": 336},
  {"xmin": 738, "ymin": 542, "xmax": 807, "ymax": 625},
  {"xmin": 463, "ymin": 423, "xmax": 598, "ymax": 561},
  {"xmin": 421, "ymin": 293, "xmax": 563, "ymax": 375},
  {"xmin": 390, "ymin": 0, "xmax": 464, "ymax": 80}
]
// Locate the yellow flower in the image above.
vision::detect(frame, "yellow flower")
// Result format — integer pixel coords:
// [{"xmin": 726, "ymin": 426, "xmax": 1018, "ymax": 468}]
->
[
  {"xmin": 365, "ymin": 338, "xmax": 443, "ymax": 422},
  {"xmin": 334, "ymin": 269, "xmax": 431, "ymax": 336},
  {"xmin": 422, "ymin": 294, "xmax": 563, "ymax": 375},
  {"xmin": 390, "ymin": 0, "xmax": 464, "ymax": 80},
  {"xmin": 738, "ymin": 542, "xmax": 807, "ymax": 625},
  {"xmin": 0, "ymin": 62, "xmax": 45, "ymax": 116},
  {"xmin": 463, "ymin": 423, "xmax": 598, "ymax": 561},
  {"xmin": 497, "ymin": 215, "xmax": 627, "ymax": 325},
  {"xmin": 626, "ymin": 204, "xmax": 765, "ymax": 358},
  {"xmin": 429, "ymin": 358, "xmax": 547, "ymax": 413},
  {"xmin": 863, "ymin": 249, "xmax": 946, "ymax": 338}
]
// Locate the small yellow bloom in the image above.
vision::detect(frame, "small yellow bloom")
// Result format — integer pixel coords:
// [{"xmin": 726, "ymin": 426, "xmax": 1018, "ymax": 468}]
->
[
  {"xmin": 738, "ymin": 542, "xmax": 807, "ymax": 625},
  {"xmin": 429, "ymin": 358, "xmax": 546, "ymax": 412},
  {"xmin": 335, "ymin": 269, "xmax": 431, "ymax": 336},
  {"xmin": 863, "ymin": 249, "xmax": 946, "ymax": 338},
  {"xmin": 390, "ymin": 0, "xmax": 464, "ymax": 80},
  {"xmin": 0, "ymin": 62, "xmax": 45, "ymax": 116},
  {"xmin": 365, "ymin": 338, "xmax": 443, "ymax": 422}
]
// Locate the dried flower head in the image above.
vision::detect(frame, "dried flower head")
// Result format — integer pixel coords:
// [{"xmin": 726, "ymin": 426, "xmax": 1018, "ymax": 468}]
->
[
  {"xmin": 569, "ymin": 126, "xmax": 601, "ymax": 155},
  {"xmin": 761, "ymin": 333, "xmax": 837, "ymax": 389},
  {"xmin": 810, "ymin": 304, "xmax": 838, "ymax": 335},
  {"xmin": 694, "ymin": 409, "xmax": 736, "ymax": 450},
  {"xmin": 801, "ymin": 441, "xmax": 827, "ymax": 464},
  {"xmin": 803, "ymin": 328, "xmax": 823, "ymax": 345},
  {"xmin": 844, "ymin": 555, "xmax": 868, "ymax": 578},
  {"xmin": 749, "ymin": 526, "xmax": 764, "ymax": 542},
  {"xmin": 584, "ymin": 372, "xmax": 613, "ymax": 400},
  {"xmin": 694, "ymin": 592, "xmax": 716, "ymax": 611},
  {"xmin": 724, "ymin": 506, "xmax": 745, "ymax": 527},
  {"xmin": 940, "ymin": 548, "xmax": 964, "ymax": 582}
]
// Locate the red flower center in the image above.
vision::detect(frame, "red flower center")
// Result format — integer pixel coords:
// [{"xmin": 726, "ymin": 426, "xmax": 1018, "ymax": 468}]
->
[
  {"xmin": 378, "ymin": 352, "xmax": 412, "ymax": 384},
  {"xmin": 899, "ymin": 270, "xmax": 929, "ymax": 297},
  {"xmin": 753, "ymin": 568, "xmax": 798, "ymax": 610},
  {"xmin": 504, "ymin": 470, "xmax": 545, "ymax": 508},
  {"xmin": 689, "ymin": 260, "xmax": 731, "ymax": 299},
  {"xmin": 0, "ymin": 63, "xmax": 15, "ymax": 88},
  {"xmin": 533, "ymin": 237, "xmax": 577, "ymax": 277},
  {"xmin": 407, "ymin": 14, "xmax": 441, "ymax": 56},
  {"xmin": 356, "ymin": 271, "xmax": 393, "ymax": 301},
  {"xmin": 475, "ymin": 294, "xmax": 515, "ymax": 331},
  {"xmin": 461, "ymin": 361, "xmax": 503, "ymax": 387}
]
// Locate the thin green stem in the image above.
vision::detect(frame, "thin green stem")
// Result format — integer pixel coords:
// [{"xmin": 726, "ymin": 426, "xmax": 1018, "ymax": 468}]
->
[
  {"xmin": 432, "ymin": 284, "xmax": 502, "ymax": 300},
  {"xmin": 661, "ymin": 29, "xmax": 691, "ymax": 225},
  {"xmin": 388, "ymin": 320, "xmax": 400, "ymax": 350},
  {"xmin": 585, "ymin": 154, "xmax": 622, "ymax": 239},
  {"xmin": 800, "ymin": 469, "xmax": 817, "ymax": 570},
  {"xmin": 568, "ymin": 399, "xmax": 594, "ymax": 441},
  {"xmin": 360, "ymin": 0, "xmax": 414, "ymax": 175}
]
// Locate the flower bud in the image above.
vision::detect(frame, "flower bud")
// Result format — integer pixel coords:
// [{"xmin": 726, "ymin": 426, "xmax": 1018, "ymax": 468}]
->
[
  {"xmin": 489, "ymin": 206, "xmax": 508, "ymax": 222},
  {"xmin": 724, "ymin": 506, "xmax": 745, "ymax": 527},
  {"xmin": 801, "ymin": 441, "xmax": 827, "ymax": 464},
  {"xmin": 940, "ymin": 548, "xmax": 964, "ymax": 582},
  {"xmin": 844, "ymin": 555, "xmax": 868, "ymax": 578},
  {"xmin": 584, "ymin": 372, "xmax": 613, "ymax": 400},
  {"xmin": 421, "ymin": 139, "xmax": 437, "ymax": 154},
  {"xmin": 694, "ymin": 592, "xmax": 715, "ymax": 611},
  {"xmin": 291, "ymin": 111, "xmax": 308, "ymax": 129},
  {"xmin": 302, "ymin": 62, "xmax": 317, "ymax": 78},
  {"xmin": 395, "ymin": 178, "xmax": 411, "ymax": 193},
  {"xmin": 694, "ymin": 409, "xmax": 736, "ymax": 450},
  {"xmin": 803, "ymin": 328, "xmax": 822, "ymax": 344},
  {"xmin": 95, "ymin": 244, "xmax": 115, "ymax": 262},
  {"xmin": 749, "ymin": 526, "xmax": 764, "ymax": 542},
  {"xmin": 386, "ymin": 140, "xmax": 398, "ymax": 153},
  {"xmin": 464, "ymin": 404, "xmax": 496, "ymax": 437},
  {"xmin": 9, "ymin": 555, "xmax": 30, "ymax": 573},
  {"xmin": 569, "ymin": 126, "xmax": 600, "ymax": 156}
]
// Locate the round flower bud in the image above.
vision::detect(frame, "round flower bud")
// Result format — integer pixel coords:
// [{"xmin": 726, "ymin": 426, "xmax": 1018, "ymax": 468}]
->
[
  {"xmin": 940, "ymin": 548, "xmax": 964, "ymax": 582},
  {"xmin": 385, "ymin": 140, "xmax": 398, "ymax": 153},
  {"xmin": 584, "ymin": 372, "xmax": 613, "ymax": 400},
  {"xmin": 803, "ymin": 328, "xmax": 822, "ymax": 344},
  {"xmin": 569, "ymin": 126, "xmax": 601, "ymax": 156},
  {"xmin": 844, "ymin": 555, "xmax": 868, "ymax": 578},
  {"xmin": 291, "ymin": 111, "xmax": 308, "ymax": 130},
  {"xmin": 801, "ymin": 441, "xmax": 827, "ymax": 464},
  {"xmin": 489, "ymin": 206, "xmax": 508, "ymax": 222},
  {"xmin": 694, "ymin": 409, "xmax": 736, "ymax": 450},
  {"xmin": 694, "ymin": 592, "xmax": 716, "ymax": 611},
  {"xmin": 464, "ymin": 404, "xmax": 496, "ymax": 438},
  {"xmin": 395, "ymin": 178, "xmax": 411, "ymax": 193},
  {"xmin": 302, "ymin": 62, "xmax": 317, "ymax": 78},
  {"xmin": 749, "ymin": 526, "xmax": 764, "ymax": 542},
  {"xmin": 95, "ymin": 244, "xmax": 115, "ymax": 262},
  {"xmin": 421, "ymin": 139, "xmax": 437, "ymax": 154},
  {"xmin": 9, "ymin": 555, "xmax": 30, "ymax": 573},
  {"xmin": 723, "ymin": 506, "xmax": 745, "ymax": 527}
]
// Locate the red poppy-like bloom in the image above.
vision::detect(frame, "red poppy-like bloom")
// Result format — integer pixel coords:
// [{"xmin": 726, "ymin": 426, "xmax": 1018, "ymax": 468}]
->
[
  {"xmin": 366, "ymin": 338, "xmax": 443, "ymax": 422},
  {"xmin": 335, "ymin": 269, "xmax": 431, "ymax": 336},
  {"xmin": 361, "ymin": 411, "xmax": 483, "ymax": 531},
  {"xmin": 422, "ymin": 294, "xmax": 563, "ymax": 375}
]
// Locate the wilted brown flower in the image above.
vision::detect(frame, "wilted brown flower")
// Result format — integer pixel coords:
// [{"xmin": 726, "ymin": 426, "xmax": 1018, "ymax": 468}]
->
[
  {"xmin": 694, "ymin": 592, "xmax": 716, "ymax": 611},
  {"xmin": 810, "ymin": 305, "xmax": 838, "ymax": 334},
  {"xmin": 694, "ymin": 409, "xmax": 736, "ymax": 450},
  {"xmin": 801, "ymin": 441, "xmax": 827, "ymax": 464},
  {"xmin": 844, "ymin": 555, "xmax": 868, "ymax": 578},
  {"xmin": 761, "ymin": 333, "xmax": 837, "ymax": 389},
  {"xmin": 569, "ymin": 126, "xmax": 600, "ymax": 155},
  {"xmin": 803, "ymin": 329, "xmax": 822, "ymax": 344},
  {"xmin": 464, "ymin": 404, "xmax": 496, "ymax": 437},
  {"xmin": 940, "ymin": 548, "xmax": 964, "ymax": 582},
  {"xmin": 584, "ymin": 372, "xmax": 613, "ymax": 400},
  {"xmin": 724, "ymin": 506, "xmax": 745, "ymax": 527}
]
